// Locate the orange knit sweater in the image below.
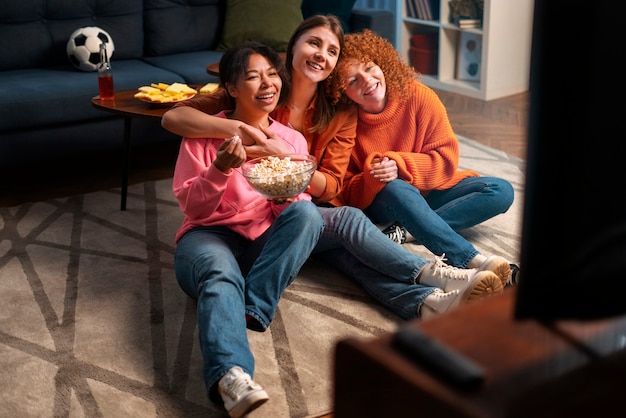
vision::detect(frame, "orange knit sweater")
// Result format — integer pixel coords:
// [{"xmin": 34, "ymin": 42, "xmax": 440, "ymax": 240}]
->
[{"xmin": 341, "ymin": 81, "xmax": 478, "ymax": 209}]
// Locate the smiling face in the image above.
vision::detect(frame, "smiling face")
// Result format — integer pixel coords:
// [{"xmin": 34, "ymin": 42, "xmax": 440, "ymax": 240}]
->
[
  {"xmin": 226, "ymin": 52, "xmax": 282, "ymax": 124},
  {"xmin": 339, "ymin": 58, "xmax": 387, "ymax": 114},
  {"xmin": 290, "ymin": 25, "xmax": 341, "ymax": 84}
]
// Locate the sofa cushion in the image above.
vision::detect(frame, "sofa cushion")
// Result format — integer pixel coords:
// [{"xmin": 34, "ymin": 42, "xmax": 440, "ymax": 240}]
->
[
  {"xmin": 301, "ymin": 0, "xmax": 357, "ymax": 32},
  {"xmin": 142, "ymin": 50, "xmax": 225, "ymax": 85},
  {"xmin": 143, "ymin": 0, "xmax": 225, "ymax": 56},
  {"xmin": 0, "ymin": 0, "xmax": 144, "ymax": 71},
  {"xmin": 0, "ymin": 61, "xmax": 184, "ymax": 131},
  {"xmin": 217, "ymin": 0, "xmax": 303, "ymax": 52}
]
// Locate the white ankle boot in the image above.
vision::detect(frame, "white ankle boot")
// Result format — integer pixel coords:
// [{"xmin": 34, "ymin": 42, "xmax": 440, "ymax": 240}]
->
[
  {"xmin": 418, "ymin": 254, "xmax": 503, "ymax": 294},
  {"xmin": 418, "ymin": 255, "xmax": 504, "ymax": 320},
  {"xmin": 420, "ymin": 289, "xmax": 461, "ymax": 319}
]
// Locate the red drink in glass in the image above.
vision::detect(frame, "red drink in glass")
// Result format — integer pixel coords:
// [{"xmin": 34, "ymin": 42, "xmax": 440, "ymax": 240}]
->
[{"xmin": 98, "ymin": 73, "xmax": 115, "ymax": 100}]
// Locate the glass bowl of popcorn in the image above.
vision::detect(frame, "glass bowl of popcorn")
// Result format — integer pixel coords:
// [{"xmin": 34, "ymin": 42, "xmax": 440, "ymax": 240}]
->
[{"xmin": 242, "ymin": 154, "xmax": 316, "ymax": 199}]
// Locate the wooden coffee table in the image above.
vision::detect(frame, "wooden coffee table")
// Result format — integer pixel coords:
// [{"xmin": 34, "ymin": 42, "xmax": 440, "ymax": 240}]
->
[{"xmin": 91, "ymin": 90, "xmax": 175, "ymax": 210}]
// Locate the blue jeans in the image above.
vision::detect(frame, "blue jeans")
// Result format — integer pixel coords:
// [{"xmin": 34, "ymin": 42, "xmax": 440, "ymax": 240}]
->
[
  {"xmin": 314, "ymin": 206, "xmax": 435, "ymax": 319},
  {"xmin": 173, "ymin": 200, "xmax": 323, "ymax": 399},
  {"xmin": 365, "ymin": 178, "xmax": 514, "ymax": 267}
]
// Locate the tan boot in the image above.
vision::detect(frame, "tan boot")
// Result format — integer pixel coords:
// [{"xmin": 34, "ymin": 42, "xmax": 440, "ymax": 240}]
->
[
  {"xmin": 418, "ymin": 254, "xmax": 503, "ymax": 295},
  {"xmin": 477, "ymin": 255, "xmax": 511, "ymax": 287},
  {"xmin": 419, "ymin": 266, "xmax": 503, "ymax": 320}
]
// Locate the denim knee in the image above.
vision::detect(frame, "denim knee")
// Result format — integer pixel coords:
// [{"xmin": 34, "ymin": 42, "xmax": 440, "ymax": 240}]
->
[{"xmin": 492, "ymin": 178, "xmax": 515, "ymax": 213}]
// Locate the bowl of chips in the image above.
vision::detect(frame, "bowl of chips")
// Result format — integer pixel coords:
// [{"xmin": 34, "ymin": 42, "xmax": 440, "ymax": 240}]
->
[{"xmin": 242, "ymin": 154, "xmax": 316, "ymax": 199}]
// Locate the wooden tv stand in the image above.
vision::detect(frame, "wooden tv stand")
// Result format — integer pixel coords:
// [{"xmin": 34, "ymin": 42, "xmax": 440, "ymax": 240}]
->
[{"xmin": 334, "ymin": 288, "xmax": 626, "ymax": 418}]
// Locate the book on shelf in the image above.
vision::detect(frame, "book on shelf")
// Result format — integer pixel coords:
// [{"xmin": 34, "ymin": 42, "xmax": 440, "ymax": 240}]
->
[
  {"xmin": 414, "ymin": 0, "xmax": 427, "ymax": 20},
  {"xmin": 420, "ymin": 0, "xmax": 432, "ymax": 20},
  {"xmin": 407, "ymin": 0, "xmax": 440, "ymax": 21},
  {"xmin": 429, "ymin": 0, "xmax": 440, "ymax": 20},
  {"xmin": 406, "ymin": 0, "xmax": 418, "ymax": 18},
  {"xmin": 458, "ymin": 18, "xmax": 481, "ymax": 28}
]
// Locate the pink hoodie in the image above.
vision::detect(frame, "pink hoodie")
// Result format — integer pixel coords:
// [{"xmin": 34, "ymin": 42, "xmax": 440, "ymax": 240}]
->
[{"xmin": 172, "ymin": 111, "xmax": 311, "ymax": 243}]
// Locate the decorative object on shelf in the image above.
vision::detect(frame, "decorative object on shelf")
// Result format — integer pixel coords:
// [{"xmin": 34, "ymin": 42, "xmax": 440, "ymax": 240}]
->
[
  {"xmin": 456, "ymin": 31, "xmax": 481, "ymax": 81},
  {"xmin": 66, "ymin": 26, "xmax": 115, "ymax": 72},
  {"xmin": 410, "ymin": 32, "xmax": 438, "ymax": 74},
  {"xmin": 448, "ymin": 0, "xmax": 482, "ymax": 25}
]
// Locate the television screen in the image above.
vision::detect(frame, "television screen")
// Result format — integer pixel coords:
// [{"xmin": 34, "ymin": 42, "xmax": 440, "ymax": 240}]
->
[{"xmin": 514, "ymin": 0, "xmax": 626, "ymax": 320}]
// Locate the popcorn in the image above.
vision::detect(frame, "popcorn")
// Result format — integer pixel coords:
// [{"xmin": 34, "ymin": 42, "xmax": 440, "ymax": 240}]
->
[{"xmin": 243, "ymin": 155, "xmax": 315, "ymax": 198}]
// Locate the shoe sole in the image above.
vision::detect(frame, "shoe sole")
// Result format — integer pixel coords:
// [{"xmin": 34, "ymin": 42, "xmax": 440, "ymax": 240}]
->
[
  {"xmin": 479, "ymin": 256, "xmax": 511, "ymax": 287},
  {"xmin": 461, "ymin": 271, "xmax": 504, "ymax": 302},
  {"xmin": 420, "ymin": 272, "xmax": 503, "ymax": 320},
  {"xmin": 228, "ymin": 391, "xmax": 269, "ymax": 418}
]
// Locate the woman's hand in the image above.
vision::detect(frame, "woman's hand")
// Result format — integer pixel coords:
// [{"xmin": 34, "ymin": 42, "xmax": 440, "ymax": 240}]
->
[
  {"xmin": 214, "ymin": 136, "xmax": 246, "ymax": 173},
  {"xmin": 370, "ymin": 156, "xmax": 398, "ymax": 183},
  {"xmin": 242, "ymin": 124, "xmax": 292, "ymax": 159},
  {"xmin": 236, "ymin": 123, "xmax": 265, "ymax": 146}
]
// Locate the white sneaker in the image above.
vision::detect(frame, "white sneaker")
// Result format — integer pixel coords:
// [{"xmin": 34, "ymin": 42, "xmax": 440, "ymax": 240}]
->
[
  {"xmin": 418, "ymin": 254, "xmax": 503, "ymax": 295},
  {"xmin": 381, "ymin": 223, "xmax": 407, "ymax": 244},
  {"xmin": 508, "ymin": 263, "xmax": 521, "ymax": 285},
  {"xmin": 218, "ymin": 366, "xmax": 269, "ymax": 418}
]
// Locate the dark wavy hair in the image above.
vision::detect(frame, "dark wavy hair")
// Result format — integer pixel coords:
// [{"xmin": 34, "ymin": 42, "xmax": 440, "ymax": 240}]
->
[
  {"xmin": 219, "ymin": 41, "xmax": 291, "ymax": 105},
  {"xmin": 284, "ymin": 14, "xmax": 346, "ymax": 133},
  {"xmin": 325, "ymin": 29, "xmax": 417, "ymax": 106}
]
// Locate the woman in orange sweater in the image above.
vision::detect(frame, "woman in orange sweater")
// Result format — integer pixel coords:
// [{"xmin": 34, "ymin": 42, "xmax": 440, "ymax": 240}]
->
[{"xmin": 326, "ymin": 30, "xmax": 517, "ymax": 285}]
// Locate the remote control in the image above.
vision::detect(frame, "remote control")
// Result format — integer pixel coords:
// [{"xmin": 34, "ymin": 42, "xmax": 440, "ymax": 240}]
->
[{"xmin": 391, "ymin": 325, "xmax": 485, "ymax": 389}]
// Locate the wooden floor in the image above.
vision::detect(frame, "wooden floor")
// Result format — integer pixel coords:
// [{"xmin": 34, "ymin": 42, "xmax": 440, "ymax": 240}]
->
[
  {"xmin": 435, "ymin": 89, "xmax": 529, "ymax": 160},
  {"xmin": 0, "ymin": 88, "xmax": 529, "ymax": 208}
]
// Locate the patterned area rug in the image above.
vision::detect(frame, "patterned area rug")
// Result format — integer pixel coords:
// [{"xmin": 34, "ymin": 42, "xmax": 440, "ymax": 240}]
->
[{"xmin": 0, "ymin": 136, "xmax": 525, "ymax": 418}]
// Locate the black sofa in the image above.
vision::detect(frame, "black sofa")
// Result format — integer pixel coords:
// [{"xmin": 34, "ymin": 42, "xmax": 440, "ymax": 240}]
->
[{"xmin": 0, "ymin": 0, "xmax": 393, "ymax": 169}]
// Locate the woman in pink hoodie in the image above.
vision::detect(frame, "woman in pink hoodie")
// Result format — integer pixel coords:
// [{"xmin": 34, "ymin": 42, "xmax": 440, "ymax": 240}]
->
[{"xmin": 172, "ymin": 42, "xmax": 323, "ymax": 418}]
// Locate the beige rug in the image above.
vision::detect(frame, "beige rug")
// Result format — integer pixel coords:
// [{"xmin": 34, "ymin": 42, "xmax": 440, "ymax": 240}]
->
[{"xmin": 0, "ymin": 136, "xmax": 525, "ymax": 418}]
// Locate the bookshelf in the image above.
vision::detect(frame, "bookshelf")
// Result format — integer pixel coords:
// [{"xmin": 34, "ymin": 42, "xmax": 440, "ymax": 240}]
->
[{"xmin": 396, "ymin": 0, "xmax": 534, "ymax": 100}]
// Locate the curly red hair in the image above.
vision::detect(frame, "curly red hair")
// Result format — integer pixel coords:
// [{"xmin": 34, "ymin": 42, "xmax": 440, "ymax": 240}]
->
[{"xmin": 325, "ymin": 29, "xmax": 417, "ymax": 106}]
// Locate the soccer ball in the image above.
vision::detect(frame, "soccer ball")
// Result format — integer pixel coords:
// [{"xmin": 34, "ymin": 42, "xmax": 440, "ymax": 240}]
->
[{"xmin": 66, "ymin": 26, "xmax": 115, "ymax": 72}]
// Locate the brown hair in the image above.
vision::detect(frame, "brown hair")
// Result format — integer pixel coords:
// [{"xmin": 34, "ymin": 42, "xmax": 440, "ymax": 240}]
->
[
  {"xmin": 325, "ymin": 29, "xmax": 417, "ymax": 106},
  {"xmin": 285, "ymin": 14, "xmax": 346, "ymax": 133}
]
